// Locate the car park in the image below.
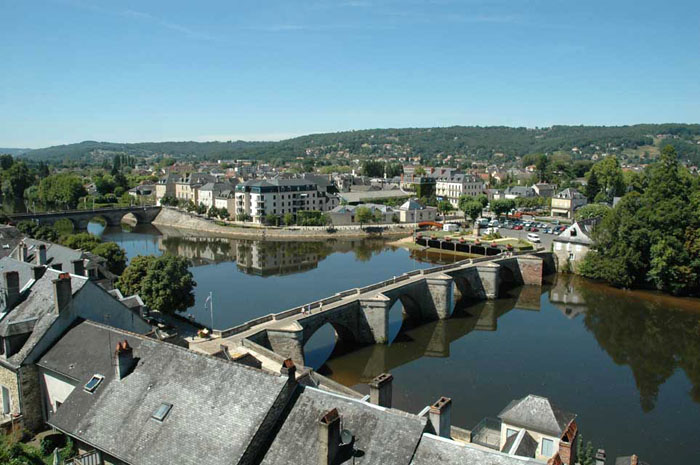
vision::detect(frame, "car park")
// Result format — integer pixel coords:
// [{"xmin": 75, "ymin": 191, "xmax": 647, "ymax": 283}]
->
[{"xmin": 527, "ymin": 232, "xmax": 541, "ymax": 243}]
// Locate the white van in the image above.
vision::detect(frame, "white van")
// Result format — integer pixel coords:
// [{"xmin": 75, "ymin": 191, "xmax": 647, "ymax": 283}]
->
[
  {"xmin": 527, "ymin": 233, "xmax": 541, "ymax": 243},
  {"xmin": 443, "ymin": 223, "xmax": 459, "ymax": 232}
]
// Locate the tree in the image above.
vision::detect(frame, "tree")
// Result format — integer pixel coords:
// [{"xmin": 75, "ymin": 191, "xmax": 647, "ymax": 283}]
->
[
  {"xmin": 38, "ymin": 174, "xmax": 87, "ymax": 209},
  {"xmin": 283, "ymin": 212, "xmax": 295, "ymax": 226},
  {"xmin": 118, "ymin": 255, "xmax": 196, "ymax": 314},
  {"xmin": 0, "ymin": 154, "xmax": 14, "ymax": 170},
  {"xmin": 586, "ymin": 156, "xmax": 626, "ymax": 204},
  {"xmin": 580, "ymin": 146, "xmax": 700, "ymax": 295},
  {"xmin": 535, "ymin": 154, "xmax": 548, "ymax": 182},
  {"xmin": 414, "ymin": 166, "xmax": 426, "ymax": 176},
  {"xmin": 575, "ymin": 203, "xmax": 612, "ymax": 221},
  {"xmin": 237, "ymin": 212, "xmax": 252, "ymax": 222},
  {"xmin": 3, "ymin": 162, "xmax": 34, "ymax": 200},
  {"xmin": 462, "ymin": 201, "xmax": 483, "ymax": 222},
  {"xmin": 585, "ymin": 168, "xmax": 600, "ymax": 201},
  {"xmin": 61, "ymin": 232, "xmax": 101, "ymax": 251},
  {"xmin": 94, "ymin": 175, "xmax": 115, "ymax": 195},
  {"xmin": 354, "ymin": 206, "xmax": 374, "ymax": 228},
  {"xmin": 475, "ymin": 194, "xmax": 488, "ymax": 209},
  {"xmin": 437, "ymin": 200, "xmax": 454, "ymax": 220},
  {"xmin": 361, "ymin": 160, "xmax": 384, "ymax": 178},
  {"xmin": 491, "ymin": 198, "xmax": 515, "ymax": 217},
  {"xmin": 91, "ymin": 242, "xmax": 127, "ymax": 275}
]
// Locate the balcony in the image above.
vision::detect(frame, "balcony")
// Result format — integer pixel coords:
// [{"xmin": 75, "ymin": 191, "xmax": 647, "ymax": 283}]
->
[{"xmin": 65, "ymin": 450, "xmax": 102, "ymax": 465}]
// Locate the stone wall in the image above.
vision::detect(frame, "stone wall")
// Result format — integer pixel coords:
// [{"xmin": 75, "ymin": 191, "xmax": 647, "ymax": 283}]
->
[
  {"xmin": 19, "ymin": 365, "xmax": 43, "ymax": 431},
  {"xmin": 0, "ymin": 364, "xmax": 20, "ymax": 419}
]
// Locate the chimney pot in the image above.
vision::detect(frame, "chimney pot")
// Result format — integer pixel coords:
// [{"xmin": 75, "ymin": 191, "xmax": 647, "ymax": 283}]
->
[
  {"xmin": 280, "ymin": 358, "xmax": 297, "ymax": 384},
  {"xmin": 36, "ymin": 244, "xmax": 47, "ymax": 265},
  {"xmin": 115, "ymin": 340, "xmax": 136, "ymax": 379},
  {"xmin": 52, "ymin": 273, "xmax": 72, "ymax": 313},
  {"xmin": 429, "ymin": 396, "xmax": 452, "ymax": 438},
  {"xmin": 19, "ymin": 241, "xmax": 28, "ymax": 262},
  {"xmin": 369, "ymin": 373, "xmax": 393, "ymax": 408},
  {"xmin": 3, "ymin": 271, "xmax": 20, "ymax": 309},
  {"xmin": 318, "ymin": 408, "xmax": 341, "ymax": 465}
]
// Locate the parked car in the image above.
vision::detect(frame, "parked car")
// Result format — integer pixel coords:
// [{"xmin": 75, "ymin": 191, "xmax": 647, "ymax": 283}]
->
[
  {"xmin": 514, "ymin": 225, "xmax": 523, "ymax": 230},
  {"xmin": 527, "ymin": 232, "xmax": 541, "ymax": 243}
]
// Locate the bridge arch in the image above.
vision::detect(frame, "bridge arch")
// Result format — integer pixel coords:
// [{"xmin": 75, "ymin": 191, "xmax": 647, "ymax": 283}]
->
[{"xmin": 452, "ymin": 275, "xmax": 482, "ymax": 302}]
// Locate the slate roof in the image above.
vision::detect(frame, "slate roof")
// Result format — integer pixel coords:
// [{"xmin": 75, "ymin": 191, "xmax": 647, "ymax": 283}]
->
[
  {"xmin": 0, "ymin": 256, "xmax": 36, "ymax": 295},
  {"xmin": 501, "ymin": 430, "xmax": 538, "ymax": 458},
  {"xmin": 261, "ymin": 386, "xmax": 427, "ymax": 465},
  {"xmin": 0, "ymin": 225, "xmax": 24, "ymax": 259},
  {"xmin": 399, "ymin": 199, "xmax": 426, "ymax": 211},
  {"xmin": 411, "ymin": 434, "xmax": 541, "ymax": 465},
  {"xmin": 46, "ymin": 320, "xmax": 289, "ymax": 465},
  {"xmin": 498, "ymin": 395, "xmax": 576, "ymax": 437},
  {"xmin": 0, "ymin": 268, "xmax": 88, "ymax": 367},
  {"xmin": 554, "ymin": 188, "xmax": 585, "ymax": 199},
  {"xmin": 12, "ymin": 238, "xmax": 86, "ymax": 268}
]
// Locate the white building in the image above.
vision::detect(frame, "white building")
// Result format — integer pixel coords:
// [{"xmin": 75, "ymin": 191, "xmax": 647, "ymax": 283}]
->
[
  {"xmin": 234, "ymin": 178, "xmax": 337, "ymax": 223},
  {"xmin": 435, "ymin": 174, "xmax": 485, "ymax": 207}
]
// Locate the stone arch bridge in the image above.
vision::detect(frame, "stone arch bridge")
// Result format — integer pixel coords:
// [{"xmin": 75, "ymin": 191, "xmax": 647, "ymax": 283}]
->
[
  {"xmin": 8, "ymin": 206, "xmax": 162, "ymax": 229},
  {"xmin": 228, "ymin": 251, "xmax": 556, "ymax": 367}
]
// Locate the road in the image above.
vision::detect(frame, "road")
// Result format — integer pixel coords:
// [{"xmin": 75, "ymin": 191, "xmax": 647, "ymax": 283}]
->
[{"xmin": 500, "ymin": 227, "xmax": 557, "ymax": 249}]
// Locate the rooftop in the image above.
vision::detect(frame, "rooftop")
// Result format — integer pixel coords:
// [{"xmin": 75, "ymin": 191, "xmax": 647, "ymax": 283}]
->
[{"xmin": 498, "ymin": 394, "xmax": 576, "ymax": 437}]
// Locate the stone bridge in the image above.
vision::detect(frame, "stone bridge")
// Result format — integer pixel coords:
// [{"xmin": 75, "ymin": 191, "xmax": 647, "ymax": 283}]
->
[
  {"xmin": 196, "ymin": 251, "xmax": 555, "ymax": 367},
  {"xmin": 9, "ymin": 206, "xmax": 162, "ymax": 229}
]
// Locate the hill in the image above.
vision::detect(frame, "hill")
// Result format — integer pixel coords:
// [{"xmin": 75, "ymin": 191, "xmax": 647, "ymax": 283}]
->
[
  {"xmin": 16, "ymin": 124, "xmax": 700, "ymax": 165},
  {"xmin": 0, "ymin": 148, "xmax": 32, "ymax": 156}
]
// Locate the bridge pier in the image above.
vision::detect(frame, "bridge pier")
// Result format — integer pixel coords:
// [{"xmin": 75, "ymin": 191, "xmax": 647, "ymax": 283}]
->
[
  {"xmin": 476, "ymin": 263, "xmax": 501, "ymax": 299},
  {"xmin": 424, "ymin": 274, "xmax": 454, "ymax": 320},
  {"xmin": 359, "ymin": 295, "xmax": 392, "ymax": 344},
  {"xmin": 515, "ymin": 255, "xmax": 544, "ymax": 286},
  {"xmin": 267, "ymin": 327, "xmax": 305, "ymax": 367}
]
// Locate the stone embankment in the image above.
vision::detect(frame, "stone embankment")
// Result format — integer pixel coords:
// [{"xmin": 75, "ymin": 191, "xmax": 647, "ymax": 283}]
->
[{"xmin": 152, "ymin": 207, "xmax": 416, "ymax": 240}]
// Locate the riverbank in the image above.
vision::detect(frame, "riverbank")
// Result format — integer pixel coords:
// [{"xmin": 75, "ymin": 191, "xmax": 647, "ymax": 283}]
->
[{"xmin": 151, "ymin": 207, "xmax": 416, "ymax": 240}]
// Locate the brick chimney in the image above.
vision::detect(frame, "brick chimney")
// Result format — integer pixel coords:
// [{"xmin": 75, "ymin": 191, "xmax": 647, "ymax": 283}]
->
[
  {"xmin": 558, "ymin": 420, "xmax": 578, "ymax": 465},
  {"xmin": 594, "ymin": 449, "xmax": 606, "ymax": 465},
  {"xmin": 31, "ymin": 266, "xmax": 45, "ymax": 281},
  {"xmin": 429, "ymin": 396, "xmax": 452, "ymax": 438},
  {"xmin": 71, "ymin": 259, "xmax": 85, "ymax": 276},
  {"xmin": 280, "ymin": 358, "xmax": 296, "ymax": 384},
  {"xmin": 3, "ymin": 271, "xmax": 20, "ymax": 309},
  {"xmin": 318, "ymin": 408, "xmax": 341, "ymax": 465},
  {"xmin": 369, "ymin": 373, "xmax": 393, "ymax": 408},
  {"xmin": 115, "ymin": 340, "xmax": 136, "ymax": 379},
  {"xmin": 52, "ymin": 273, "xmax": 72, "ymax": 313},
  {"xmin": 35, "ymin": 244, "xmax": 47, "ymax": 265},
  {"xmin": 547, "ymin": 453, "xmax": 563, "ymax": 465}
]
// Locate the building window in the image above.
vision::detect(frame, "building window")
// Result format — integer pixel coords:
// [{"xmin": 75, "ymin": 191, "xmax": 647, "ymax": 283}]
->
[
  {"xmin": 506, "ymin": 428, "xmax": 518, "ymax": 438},
  {"xmin": 541, "ymin": 438, "xmax": 554, "ymax": 457},
  {"xmin": 84, "ymin": 375, "xmax": 104, "ymax": 393},
  {"xmin": 152, "ymin": 402, "xmax": 173, "ymax": 422},
  {"xmin": 1, "ymin": 385, "xmax": 10, "ymax": 414}
]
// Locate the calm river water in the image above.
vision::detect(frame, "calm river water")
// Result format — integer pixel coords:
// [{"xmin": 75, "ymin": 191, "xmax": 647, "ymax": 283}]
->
[{"xmin": 92, "ymin": 223, "xmax": 700, "ymax": 463}]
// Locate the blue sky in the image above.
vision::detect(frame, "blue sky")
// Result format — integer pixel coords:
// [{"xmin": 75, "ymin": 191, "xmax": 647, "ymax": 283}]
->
[{"xmin": 1, "ymin": 0, "xmax": 699, "ymax": 147}]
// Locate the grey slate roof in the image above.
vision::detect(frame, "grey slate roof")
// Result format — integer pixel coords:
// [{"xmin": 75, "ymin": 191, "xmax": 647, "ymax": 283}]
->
[
  {"xmin": 554, "ymin": 188, "xmax": 585, "ymax": 199},
  {"xmin": 0, "ymin": 256, "xmax": 36, "ymax": 294},
  {"xmin": 0, "ymin": 225, "xmax": 24, "ymax": 259},
  {"xmin": 399, "ymin": 199, "xmax": 426, "ymax": 211},
  {"xmin": 12, "ymin": 238, "xmax": 86, "ymax": 268},
  {"xmin": 501, "ymin": 430, "xmax": 538, "ymax": 458},
  {"xmin": 498, "ymin": 394, "xmax": 576, "ymax": 437},
  {"xmin": 411, "ymin": 434, "xmax": 541, "ymax": 465},
  {"xmin": 261, "ymin": 386, "xmax": 427, "ymax": 465},
  {"xmin": 0, "ymin": 268, "xmax": 88, "ymax": 367},
  {"xmin": 46, "ymin": 320, "xmax": 289, "ymax": 465}
]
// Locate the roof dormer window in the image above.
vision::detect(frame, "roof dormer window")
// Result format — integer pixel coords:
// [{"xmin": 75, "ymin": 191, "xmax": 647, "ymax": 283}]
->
[
  {"xmin": 84, "ymin": 374, "xmax": 104, "ymax": 393},
  {"xmin": 152, "ymin": 402, "xmax": 173, "ymax": 422}
]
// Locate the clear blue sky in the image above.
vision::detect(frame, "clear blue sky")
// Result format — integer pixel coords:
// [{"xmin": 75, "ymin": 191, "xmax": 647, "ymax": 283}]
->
[{"xmin": 2, "ymin": 0, "xmax": 699, "ymax": 147}]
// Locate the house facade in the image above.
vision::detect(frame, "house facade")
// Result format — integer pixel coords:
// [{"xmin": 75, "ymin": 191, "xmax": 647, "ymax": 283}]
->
[
  {"xmin": 551, "ymin": 188, "xmax": 587, "ymax": 219},
  {"xmin": 552, "ymin": 218, "xmax": 599, "ymax": 273},
  {"xmin": 435, "ymin": 174, "xmax": 485, "ymax": 207}
]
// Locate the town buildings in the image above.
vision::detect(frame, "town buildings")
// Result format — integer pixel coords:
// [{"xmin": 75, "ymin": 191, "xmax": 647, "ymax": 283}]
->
[
  {"xmin": 552, "ymin": 218, "xmax": 599, "ymax": 272},
  {"xmin": 435, "ymin": 173, "xmax": 485, "ymax": 207},
  {"xmin": 550, "ymin": 188, "xmax": 587, "ymax": 219}
]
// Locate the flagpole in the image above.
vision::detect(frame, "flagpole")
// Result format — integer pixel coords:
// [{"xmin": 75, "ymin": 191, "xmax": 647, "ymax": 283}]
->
[{"xmin": 209, "ymin": 291, "xmax": 214, "ymax": 330}]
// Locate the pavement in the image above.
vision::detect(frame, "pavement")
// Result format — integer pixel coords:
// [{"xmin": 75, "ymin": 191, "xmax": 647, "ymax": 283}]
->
[{"xmin": 500, "ymin": 227, "xmax": 556, "ymax": 249}]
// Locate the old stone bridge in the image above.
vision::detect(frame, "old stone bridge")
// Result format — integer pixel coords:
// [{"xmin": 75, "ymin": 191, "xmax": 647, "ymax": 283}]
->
[
  {"xmin": 194, "ymin": 251, "xmax": 556, "ymax": 367},
  {"xmin": 8, "ymin": 206, "xmax": 162, "ymax": 229}
]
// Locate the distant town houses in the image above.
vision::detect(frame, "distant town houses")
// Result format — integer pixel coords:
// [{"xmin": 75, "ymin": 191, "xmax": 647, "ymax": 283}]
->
[{"xmin": 435, "ymin": 173, "xmax": 485, "ymax": 207}]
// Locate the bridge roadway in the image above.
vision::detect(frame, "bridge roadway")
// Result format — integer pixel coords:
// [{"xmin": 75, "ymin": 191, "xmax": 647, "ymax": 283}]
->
[
  {"xmin": 189, "ymin": 250, "xmax": 555, "ymax": 367},
  {"xmin": 8, "ymin": 205, "xmax": 161, "ymax": 229}
]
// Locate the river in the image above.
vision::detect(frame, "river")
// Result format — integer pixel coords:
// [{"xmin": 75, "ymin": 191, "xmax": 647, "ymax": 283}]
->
[{"xmin": 92, "ymin": 223, "xmax": 700, "ymax": 463}]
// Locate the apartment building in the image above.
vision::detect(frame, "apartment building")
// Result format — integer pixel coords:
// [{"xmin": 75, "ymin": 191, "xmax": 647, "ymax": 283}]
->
[
  {"xmin": 435, "ymin": 173, "xmax": 485, "ymax": 207},
  {"xmin": 234, "ymin": 178, "xmax": 337, "ymax": 223}
]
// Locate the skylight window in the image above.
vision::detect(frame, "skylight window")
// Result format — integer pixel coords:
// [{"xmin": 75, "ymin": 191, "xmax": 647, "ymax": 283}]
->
[
  {"xmin": 152, "ymin": 403, "xmax": 172, "ymax": 422},
  {"xmin": 84, "ymin": 375, "xmax": 104, "ymax": 393}
]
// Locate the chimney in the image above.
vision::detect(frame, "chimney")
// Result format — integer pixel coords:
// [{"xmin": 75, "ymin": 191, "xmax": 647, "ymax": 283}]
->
[
  {"xmin": 71, "ymin": 259, "xmax": 85, "ymax": 276},
  {"xmin": 52, "ymin": 273, "xmax": 72, "ymax": 313},
  {"xmin": 318, "ymin": 408, "xmax": 341, "ymax": 465},
  {"xmin": 35, "ymin": 244, "xmax": 47, "ymax": 265},
  {"xmin": 31, "ymin": 266, "xmax": 45, "ymax": 281},
  {"xmin": 18, "ymin": 241, "xmax": 28, "ymax": 262},
  {"xmin": 558, "ymin": 420, "xmax": 578, "ymax": 465},
  {"xmin": 369, "ymin": 373, "xmax": 393, "ymax": 408},
  {"xmin": 3, "ymin": 271, "xmax": 20, "ymax": 309},
  {"xmin": 429, "ymin": 396, "xmax": 452, "ymax": 438},
  {"xmin": 594, "ymin": 449, "xmax": 606, "ymax": 465},
  {"xmin": 280, "ymin": 358, "xmax": 296, "ymax": 384},
  {"xmin": 630, "ymin": 455, "xmax": 638, "ymax": 465},
  {"xmin": 115, "ymin": 340, "xmax": 137, "ymax": 379}
]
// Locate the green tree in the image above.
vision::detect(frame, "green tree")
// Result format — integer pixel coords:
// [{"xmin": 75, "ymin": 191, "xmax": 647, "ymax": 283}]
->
[
  {"xmin": 354, "ymin": 206, "xmax": 374, "ymax": 228},
  {"xmin": 437, "ymin": 200, "xmax": 454, "ymax": 220},
  {"xmin": 283, "ymin": 212, "xmax": 295, "ymax": 226},
  {"xmin": 575, "ymin": 203, "xmax": 612, "ymax": 221},
  {"xmin": 491, "ymin": 198, "xmax": 515, "ymax": 217},
  {"xmin": 361, "ymin": 160, "xmax": 384, "ymax": 177},
  {"xmin": 117, "ymin": 255, "xmax": 155, "ymax": 296},
  {"xmin": 462, "ymin": 201, "xmax": 483, "ymax": 222},
  {"xmin": 3, "ymin": 161, "xmax": 34, "ymax": 200},
  {"xmin": 587, "ymin": 156, "xmax": 626, "ymax": 203},
  {"xmin": 0, "ymin": 154, "xmax": 14, "ymax": 170},
  {"xmin": 585, "ymin": 168, "xmax": 600, "ymax": 201},
  {"xmin": 61, "ymin": 232, "xmax": 101, "ymax": 251},
  {"xmin": 38, "ymin": 174, "xmax": 87, "ymax": 209},
  {"xmin": 91, "ymin": 242, "xmax": 127, "ymax": 275}
]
